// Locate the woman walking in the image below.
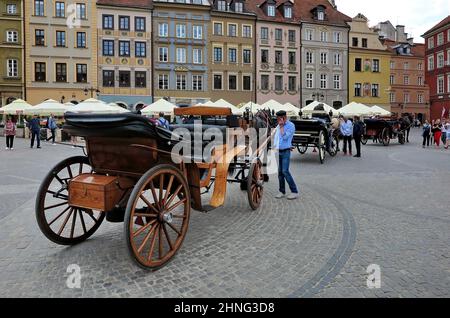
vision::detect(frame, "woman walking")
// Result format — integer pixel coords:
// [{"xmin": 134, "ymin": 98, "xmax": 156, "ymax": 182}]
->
[
  {"xmin": 4, "ymin": 117, "xmax": 16, "ymax": 150},
  {"xmin": 431, "ymin": 119, "xmax": 442, "ymax": 148},
  {"xmin": 444, "ymin": 120, "xmax": 450, "ymax": 150},
  {"xmin": 422, "ymin": 120, "xmax": 431, "ymax": 148}
]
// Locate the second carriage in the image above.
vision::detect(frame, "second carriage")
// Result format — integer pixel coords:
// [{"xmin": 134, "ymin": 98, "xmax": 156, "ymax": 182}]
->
[{"xmin": 362, "ymin": 118, "xmax": 408, "ymax": 146}]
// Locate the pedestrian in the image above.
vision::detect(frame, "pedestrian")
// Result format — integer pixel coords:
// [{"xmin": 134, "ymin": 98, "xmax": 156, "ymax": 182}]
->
[
  {"xmin": 422, "ymin": 120, "xmax": 431, "ymax": 148},
  {"xmin": 352, "ymin": 116, "xmax": 364, "ymax": 158},
  {"xmin": 4, "ymin": 117, "xmax": 16, "ymax": 150},
  {"xmin": 441, "ymin": 119, "xmax": 447, "ymax": 146},
  {"xmin": 157, "ymin": 112, "xmax": 170, "ymax": 129},
  {"xmin": 274, "ymin": 110, "xmax": 299, "ymax": 200},
  {"xmin": 431, "ymin": 119, "xmax": 442, "ymax": 148},
  {"xmin": 28, "ymin": 114, "xmax": 41, "ymax": 149},
  {"xmin": 45, "ymin": 114, "xmax": 57, "ymax": 145},
  {"xmin": 444, "ymin": 120, "xmax": 450, "ymax": 150},
  {"xmin": 340, "ymin": 116, "xmax": 353, "ymax": 155}
]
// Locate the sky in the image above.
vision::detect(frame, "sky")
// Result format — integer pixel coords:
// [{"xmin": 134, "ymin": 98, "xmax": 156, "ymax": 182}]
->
[{"xmin": 336, "ymin": 0, "xmax": 449, "ymax": 43}]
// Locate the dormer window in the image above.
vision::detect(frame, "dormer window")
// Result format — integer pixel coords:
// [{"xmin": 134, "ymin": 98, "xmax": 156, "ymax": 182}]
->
[
  {"xmin": 217, "ymin": 0, "xmax": 227, "ymax": 11},
  {"xmin": 313, "ymin": 6, "xmax": 326, "ymax": 21},
  {"xmin": 284, "ymin": 7, "xmax": 292, "ymax": 19},
  {"xmin": 267, "ymin": 5, "xmax": 275, "ymax": 17},
  {"xmin": 317, "ymin": 10, "xmax": 324, "ymax": 21},
  {"xmin": 235, "ymin": 2, "xmax": 243, "ymax": 13}
]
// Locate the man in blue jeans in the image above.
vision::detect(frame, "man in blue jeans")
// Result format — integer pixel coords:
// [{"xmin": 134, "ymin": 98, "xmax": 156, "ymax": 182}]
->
[
  {"xmin": 274, "ymin": 111, "xmax": 299, "ymax": 200},
  {"xmin": 28, "ymin": 115, "xmax": 41, "ymax": 149}
]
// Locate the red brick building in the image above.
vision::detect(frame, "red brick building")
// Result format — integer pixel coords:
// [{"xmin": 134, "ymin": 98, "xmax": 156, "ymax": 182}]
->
[{"xmin": 422, "ymin": 16, "xmax": 450, "ymax": 120}]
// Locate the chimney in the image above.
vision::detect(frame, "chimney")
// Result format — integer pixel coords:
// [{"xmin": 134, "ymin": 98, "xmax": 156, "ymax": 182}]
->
[{"xmin": 396, "ymin": 25, "xmax": 407, "ymax": 43}]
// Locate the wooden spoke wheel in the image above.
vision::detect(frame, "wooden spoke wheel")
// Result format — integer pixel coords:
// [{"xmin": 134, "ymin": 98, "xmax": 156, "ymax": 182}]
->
[
  {"xmin": 328, "ymin": 135, "xmax": 339, "ymax": 157},
  {"xmin": 382, "ymin": 128, "xmax": 390, "ymax": 146},
  {"xmin": 318, "ymin": 131, "xmax": 326, "ymax": 164},
  {"xmin": 36, "ymin": 156, "xmax": 105, "ymax": 245},
  {"xmin": 125, "ymin": 165, "xmax": 191, "ymax": 270},
  {"xmin": 247, "ymin": 159, "xmax": 264, "ymax": 210},
  {"xmin": 297, "ymin": 144, "xmax": 308, "ymax": 154}
]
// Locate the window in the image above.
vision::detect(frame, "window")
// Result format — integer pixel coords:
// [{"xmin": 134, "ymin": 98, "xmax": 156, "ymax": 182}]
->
[
  {"xmin": 56, "ymin": 31, "xmax": 66, "ymax": 47},
  {"xmin": 437, "ymin": 76, "xmax": 444, "ymax": 94},
  {"xmin": 159, "ymin": 23, "xmax": 168, "ymax": 37},
  {"xmin": 333, "ymin": 53, "xmax": 341, "ymax": 66},
  {"xmin": 214, "ymin": 74, "xmax": 223, "ymax": 90},
  {"xmin": 103, "ymin": 70, "xmax": 114, "ymax": 87},
  {"xmin": 176, "ymin": 24, "xmax": 186, "ymax": 38},
  {"xmin": 418, "ymin": 62, "xmax": 423, "ymax": 71},
  {"xmin": 320, "ymin": 52, "xmax": 328, "ymax": 65},
  {"xmin": 404, "ymin": 62, "xmax": 409, "ymax": 70},
  {"xmin": 159, "ymin": 47, "xmax": 168, "ymax": 62},
  {"xmin": 372, "ymin": 84, "xmax": 379, "ymax": 97},
  {"xmin": 119, "ymin": 71, "xmax": 130, "ymax": 87},
  {"xmin": 192, "ymin": 75, "xmax": 203, "ymax": 91},
  {"xmin": 306, "ymin": 52, "xmax": 313, "ymax": 64},
  {"xmin": 362, "ymin": 38, "xmax": 368, "ymax": 48},
  {"xmin": 306, "ymin": 29, "xmax": 314, "ymax": 41},
  {"xmin": 119, "ymin": 16, "xmax": 130, "ymax": 30},
  {"xmin": 193, "ymin": 48, "xmax": 202, "ymax": 64},
  {"xmin": 261, "ymin": 27, "xmax": 268, "ymax": 40},
  {"xmin": 275, "ymin": 76, "xmax": 283, "ymax": 91},
  {"xmin": 288, "ymin": 76, "xmax": 296, "ymax": 91},
  {"xmin": 34, "ymin": 0, "xmax": 44, "ymax": 16},
  {"xmin": 261, "ymin": 49, "xmax": 268, "ymax": 63},
  {"xmin": 306, "ymin": 73, "xmax": 314, "ymax": 88},
  {"xmin": 390, "ymin": 61, "xmax": 395, "ymax": 69},
  {"xmin": 427, "ymin": 55, "xmax": 434, "ymax": 71},
  {"xmin": 235, "ymin": 2, "xmax": 243, "ymax": 12},
  {"xmin": 55, "ymin": 63, "xmax": 67, "ymax": 82},
  {"xmin": 390, "ymin": 92, "xmax": 395, "ymax": 103},
  {"xmin": 333, "ymin": 75, "xmax": 341, "ymax": 90},
  {"xmin": 214, "ymin": 23, "xmax": 223, "ymax": 36},
  {"xmin": 243, "ymin": 25, "xmax": 252, "ymax": 38},
  {"xmin": 275, "ymin": 29, "xmax": 283, "ymax": 41},
  {"xmin": 320, "ymin": 31, "xmax": 327, "ymax": 42},
  {"xmin": 6, "ymin": 4, "xmax": 17, "ymax": 14},
  {"xmin": 228, "ymin": 24, "xmax": 237, "ymax": 37},
  {"xmin": 35, "ymin": 62, "xmax": 46, "ymax": 81},
  {"xmin": 320, "ymin": 74, "xmax": 327, "ymax": 89},
  {"xmin": 228, "ymin": 75, "xmax": 237, "ymax": 90},
  {"xmin": 76, "ymin": 64, "xmax": 87, "ymax": 83},
  {"xmin": 76, "ymin": 3, "xmax": 86, "ymax": 20},
  {"xmin": 418, "ymin": 93, "xmax": 424, "ymax": 104},
  {"xmin": 354, "ymin": 83, "xmax": 362, "ymax": 97},
  {"xmin": 7, "ymin": 59, "xmax": 18, "ymax": 77},
  {"xmin": 214, "ymin": 47, "xmax": 222, "ymax": 62},
  {"xmin": 352, "ymin": 37, "xmax": 358, "ymax": 47},
  {"xmin": 437, "ymin": 52, "xmax": 444, "ymax": 68},
  {"xmin": 284, "ymin": 7, "xmax": 292, "ymax": 19},
  {"xmin": 317, "ymin": 10, "xmax": 324, "ymax": 21},
  {"xmin": 243, "ymin": 75, "xmax": 251, "ymax": 91},
  {"xmin": 288, "ymin": 52, "xmax": 296, "ymax": 65},
  {"xmin": 176, "ymin": 48, "xmax": 186, "ymax": 63},
  {"xmin": 135, "ymin": 17, "xmax": 146, "ymax": 32},
  {"xmin": 355, "ymin": 58, "xmax": 362, "ymax": 72},
  {"xmin": 76, "ymin": 32, "xmax": 86, "ymax": 48},
  {"xmin": 448, "ymin": 75, "xmax": 450, "ymax": 93},
  {"xmin": 390, "ymin": 75, "xmax": 395, "ymax": 85},
  {"xmin": 55, "ymin": 2, "xmax": 65, "ymax": 17},
  {"xmin": 243, "ymin": 49, "xmax": 251, "ymax": 64},
  {"xmin": 158, "ymin": 74, "xmax": 168, "ymax": 90},
  {"xmin": 267, "ymin": 5, "xmax": 275, "ymax": 17},
  {"xmin": 333, "ymin": 32, "xmax": 341, "ymax": 43},
  {"xmin": 135, "ymin": 72, "xmax": 146, "ymax": 88},
  {"xmin": 437, "ymin": 33, "xmax": 444, "ymax": 46},
  {"xmin": 404, "ymin": 93, "xmax": 410, "ymax": 103},
  {"xmin": 217, "ymin": 0, "xmax": 227, "ymax": 11},
  {"xmin": 135, "ymin": 42, "xmax": 146, "ymax": 57},
  {"xmin": 229, "ymin": 48, "xmax": 237, "ymax": 63},
  {"xmin": 119, "ymin": 41, "xmax": 130, "ymax": 56},
  {"xmin": 6, "ymin": 31, "xmax": 18, "ymax": 43},
  {"xmin": 261, "ymin": 75, "xmax": 269, "ymax": 90},
  {"xmin": 404, "ymin": 76, "xmax": 409, "ymax": 85},
  {"xmin": 275, "ymin": 51, "xmax": 283, "ymax": 64},
  {"xmin": 193, "ymin": 25, "xmax": 203, "ymax": 39},
  {"xmin": 372, "ymin": 59, "xmax": 380, "ymax": 72},
  {"xmin": 428, "ymin": 37, "xmax": 434, "ymax": 49},
  {"xmin": 103, "ymin": 15, "xmax": 114, "ymax": 29},
  {"xmin": 418, "ymin": 76, "xmax": 423, "ymax": 86},
  {"xmin": 35, "ymin": 29, "xmax": 45, "ymax": 46}
]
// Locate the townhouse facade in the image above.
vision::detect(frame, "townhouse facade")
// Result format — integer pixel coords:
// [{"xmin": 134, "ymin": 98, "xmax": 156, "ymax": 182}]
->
[
  {"xmin": 25, "ymin": 0, "xmax": 98, "ymax": 105},
  {"xmin": 298, "ymin": 0, "xmax": 351, "ymax": 109},
  {"xmin": 209, "ymin": 0, "xmax": 256, "ymax": 106},
  {"xmin": 97, "ymin": 0, "xmax": 153, "ymax": 109},
  {"xmin": 348, "ymin": 14, "xmax": 391, "ymax": 109},
  {"xmin": 0, "ymin": 0, "xmax": 24, "ymax": 106},
  {"xmin": 422, "ymin": 16, "xmax": 450, "ymax": 120},
  {"xmin": 247, "ymin": 0, "xmax": 302, "ymax": 107},
  {"xmin": 153, "ymin": 0, "xmax": 210, "ymax": 107}
]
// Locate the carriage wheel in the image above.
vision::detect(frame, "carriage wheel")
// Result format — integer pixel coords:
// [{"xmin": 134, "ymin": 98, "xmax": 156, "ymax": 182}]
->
[
  {"xmin": 36, "ymin": 156, "xmax": 105, "ymax": 245},
  {"xmin": 361, "ymin": 136, "xmax": 368, "ymax": 145},
  {"xmin": 328, "ymin": 135, "xmax": 339, "ymax": 157},
  {"xmin": 382, "ymin": 128, "xmax": 390, "ymax": 146},
  {"xmin": 247, "ymin": 159, "xmax": 264, "ymax": 210},
  {"xmin": 297, "ymin": 144, "xmax": 308, "ymax": 154},
  {"xmin": 125, "ymin": 165, "xmax": 191, "ymax": 270},
  {"xmin": 318, "ymin": 131, "xmax": 326, "ymax": 164}
]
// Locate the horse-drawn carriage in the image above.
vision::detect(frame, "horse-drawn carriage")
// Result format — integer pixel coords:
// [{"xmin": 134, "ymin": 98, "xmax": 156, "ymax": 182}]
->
[
  {"xmin": 362, "ymin": 118, "xmax": 408, "ymax": 146},
  {"xmin": 291, "ymin": 112, "xmax": 339, "ymax": 164},
  {"xmin": 35, "ymin": 106, "xmax": 272, "ymax": 270}
]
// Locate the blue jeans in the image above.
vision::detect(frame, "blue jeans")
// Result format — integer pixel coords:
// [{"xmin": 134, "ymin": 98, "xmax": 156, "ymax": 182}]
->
[{"xmin": 278, "ymin": 150, "xmax": 298, "ymax": 194}]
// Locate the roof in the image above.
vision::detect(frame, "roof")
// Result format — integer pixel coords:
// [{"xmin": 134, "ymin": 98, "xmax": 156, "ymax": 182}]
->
[
  {"xmin": 382, "ymin": 39, "xmax": 425, "ymax": 57},
  {"xmin": 97, "ymin": 0, "xmax": 152, "ymax": 9},
  {"xmin": 422, "ymin": 15, "xmax": 450, "ymax": 37},
  {"xmin": 245, "ymin": 0, "xmax": 299, "ymax": 24}
]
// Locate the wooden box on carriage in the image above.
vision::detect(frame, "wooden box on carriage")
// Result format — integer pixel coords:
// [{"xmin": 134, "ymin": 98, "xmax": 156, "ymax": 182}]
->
[{"xmin": 68, "ymin": 174, "xmax": 133, "ymax": 212}]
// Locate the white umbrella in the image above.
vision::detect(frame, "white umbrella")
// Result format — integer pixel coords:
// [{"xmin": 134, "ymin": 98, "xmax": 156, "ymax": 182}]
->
[
  {"xmin": 64, "ymin": 102, "xmax": 76, "ymax": 107},
  {"xmin": 142, "ymin": 99, "xmax": 177, "ymax": 116},
  {"xmin": 213, "ymin": 99, "xmax": 243, "ymax": 115},
  {"xmin": 302, "ymin": 101, "xmax": 337, "ymax": 114},
  {"xmin": 261, "ymin": 99, "xmax": 284, "ymax": 109},
  {"xmin": 0, "ymin": 99, "xmax": 33, "ymax": 115},
  {"xmin": 281, "ymin": 103, "xmax": 301, "ymax": 116},
  {"xmin": 339, "ymin": 102, "xmax": 373, "ymax": 117},
  {"xmin": 67, "ymin": 98, "xmax": 127, "ymax": 114},
  {"xmin": 25, "ymin": 99, "xmax": 69, "ymax": 116},
  {"xmin": 371, "ymin": 106, "xmax": 391, "ymax": 116}
]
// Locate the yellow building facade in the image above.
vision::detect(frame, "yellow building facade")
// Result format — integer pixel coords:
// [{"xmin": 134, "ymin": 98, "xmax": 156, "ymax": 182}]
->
[{"xmin": 348, "ymin": 14, "xmax": 391, "ymax": 109}]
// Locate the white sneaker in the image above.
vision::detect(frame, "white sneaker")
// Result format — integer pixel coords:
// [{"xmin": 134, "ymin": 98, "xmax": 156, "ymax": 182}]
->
[
  {"xmin": 287, "ymin": 193, "xmax": 300, "ymax": 200},
  {"xmin": 275, "ymin": 193, "xmax": 285, "ymax": 199},
  {"xmin": 10, "ymin": 148, "xmax": 13, "ymax": 151},
  {"xmin": 5, "ymin": 147, "xmax": 9, "ymax": 150}
]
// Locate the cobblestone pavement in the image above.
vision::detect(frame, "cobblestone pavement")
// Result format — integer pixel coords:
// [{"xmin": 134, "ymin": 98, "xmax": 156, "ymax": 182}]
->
[{"xmin": 0, "ymin": 129, "xmax": 449, "ymax": 298}]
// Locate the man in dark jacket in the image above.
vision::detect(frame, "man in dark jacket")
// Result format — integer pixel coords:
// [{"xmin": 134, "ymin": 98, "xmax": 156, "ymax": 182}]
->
[
  {"xmin": 353, "ymin": 116, "xmax": 364, "ymax": 158},
  {"xmin": 28, "ymin": 115, "xmax": 41, "ymax": 149}
]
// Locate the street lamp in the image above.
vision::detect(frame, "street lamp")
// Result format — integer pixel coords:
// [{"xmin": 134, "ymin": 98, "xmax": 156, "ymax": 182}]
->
[
  {"xmin": 312, "ymin": 92, "xmax": 325, "ymax": 102},
  {"xmin": 83, "ymin": 87, "xmax": 100, "ymax": 98}
]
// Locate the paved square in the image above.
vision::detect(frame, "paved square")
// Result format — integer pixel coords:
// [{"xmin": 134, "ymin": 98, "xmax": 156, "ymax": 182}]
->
[{"xmin": 0, "ymin": 129, "xmax": 449, "ymax": 298}]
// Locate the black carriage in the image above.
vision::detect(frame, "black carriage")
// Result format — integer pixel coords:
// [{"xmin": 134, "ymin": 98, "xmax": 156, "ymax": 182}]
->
[{"xmin": 362, "ymin": 118, "xmax": 407, "ymax": 146}]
